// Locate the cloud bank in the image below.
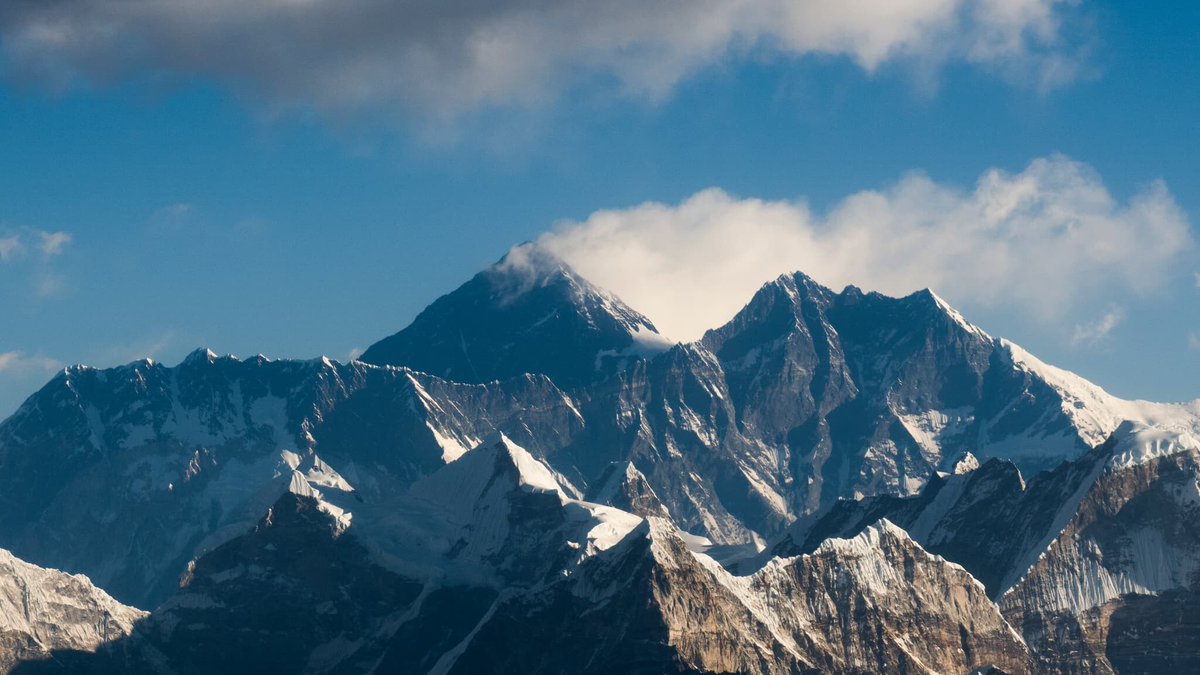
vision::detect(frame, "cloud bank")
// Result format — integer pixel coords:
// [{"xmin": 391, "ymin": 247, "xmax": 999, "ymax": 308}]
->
[
  {"xmin": 0, "ymin": 0, "xmax": 1083, "ymax": 119},
  {"xmin": 536, "ymin": 155, "xmax": 1192, "ymax": 340}
]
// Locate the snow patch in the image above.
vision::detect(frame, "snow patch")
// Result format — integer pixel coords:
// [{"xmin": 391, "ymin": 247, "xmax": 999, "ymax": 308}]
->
[
  {"xmin": 1108, "ymin": 424, "xmax": 1200, "ymax": 469},
  {"xmin": 1002, "ymin": 340, "xmax": 1200, "ymax": 448}
]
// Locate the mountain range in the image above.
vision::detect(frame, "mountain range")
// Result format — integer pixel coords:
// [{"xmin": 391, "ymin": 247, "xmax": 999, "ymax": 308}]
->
[{"xmin": 0, "ymin": 244, "xmax": 1197, "ymax": 673}]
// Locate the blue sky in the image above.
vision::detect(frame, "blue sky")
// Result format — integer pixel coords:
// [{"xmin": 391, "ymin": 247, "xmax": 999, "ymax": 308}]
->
[{"xmin": 0, "ymin": 0, "xmax": 1197, "ymax": 416}]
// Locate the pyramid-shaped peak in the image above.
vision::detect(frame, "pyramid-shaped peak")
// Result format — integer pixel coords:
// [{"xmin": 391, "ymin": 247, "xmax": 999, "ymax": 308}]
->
[
  {"xmin": 359, "ymin": 244, "xmax": 667, "ymax": 388},
  {"xmin": 180, "ymin": 347, "xmax": 219, "ymax": 367},
  {"xmin": 407, "ymin": 433, "xmax": 567, "ymax": 526},
  {"xmin": 487, "ymin": 244, "xmax": 651, "ymax": 324},
  {"xmin": 586, "ymin": 460, "xmax": 670, "ymax": 519},
  {"xmin": 765, "ymin": 271, "xmax": 837, "ymax": 305},
  {"xmin": 723, "ymin": 270, "xmax": 840, "ymax": 323},
  {"xmin": 701, "ymin": 269, "xmax": 837, "ymax": 355},
  {"xmin": 481, "ymin": 433, "xmax": 565, "ymax": 495},
  {"xmin": 490, "ymin": 243, "xmax": 576, "ymax": 283}
]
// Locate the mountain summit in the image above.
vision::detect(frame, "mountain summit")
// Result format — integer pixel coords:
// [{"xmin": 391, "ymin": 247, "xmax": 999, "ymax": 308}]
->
[{"xmin": 360, "ymin": 245, "xmax": 671, "ymax": 388}]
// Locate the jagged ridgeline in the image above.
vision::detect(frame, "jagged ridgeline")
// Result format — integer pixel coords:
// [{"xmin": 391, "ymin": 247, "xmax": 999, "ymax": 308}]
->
[{"xmin": 1, "ymin": 246, "xmax": 1198, "ymax": 674}]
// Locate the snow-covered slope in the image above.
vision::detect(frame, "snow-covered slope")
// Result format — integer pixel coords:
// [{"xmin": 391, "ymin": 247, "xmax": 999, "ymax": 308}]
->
[
  {"xmin": 0, "ymin": 548, "xmax": 145, "ymax": 673},
  {"xmin": 997, "ymin": 340, "xmax": 1200, "ymax": 457}
]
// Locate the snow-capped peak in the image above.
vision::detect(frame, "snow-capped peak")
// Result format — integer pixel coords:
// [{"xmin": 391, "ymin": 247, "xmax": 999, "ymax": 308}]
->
[
  {"xmin": 952, "ymin": 451, "xmax": 981, "ymax": 475},
  {"xmin": 359, "ymin": 244, "xmax": 666, "ymax": 387},
  {"xmin": 491, "ymin": 433, "xmax": 564, "ymax": 495},
  {"xmin": 180, "ymin": 347, "xmax": 219, "ymax": 366}
]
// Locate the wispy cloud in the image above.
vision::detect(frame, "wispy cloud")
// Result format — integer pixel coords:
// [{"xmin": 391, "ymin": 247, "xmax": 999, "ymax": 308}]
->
[
  {"xmin": 0, "ymin": 235, "xmax": 21, "ymax": 261},
  {"xmin": 1071, "ymin": 308, "xmax": 1124, "ymax": 348},
  {"xmin": 33, "ymin": 273, "xmax": 67, "ymax": 298},
  {"xmin": 36, "ymin": 230, "xmax": 71, "ymax": 256},
  {"xmin": 0, "ymin": 227, "xmax": 72, "ymax": 262},
  {"xmin": 0, "ymin": 351, "xmax": 65, "ymax": 377},
  {"xmin": 1189, "ymin": 333, "xmax": 1200, "ymax": 352},
  {"xmin": 537, "ymin": 155, "xmax": 1192, "ymax": 340},
  {"xmin": 0, "ymin": 0, "xmax": 1088, "ymax": 123},
  {"xmin": 0, "ymin": 227, "xmax": 74, "ymax": 300},
  {"xmin": 147, "ymin": 203, "xmax": 197, "ymax": 233}
]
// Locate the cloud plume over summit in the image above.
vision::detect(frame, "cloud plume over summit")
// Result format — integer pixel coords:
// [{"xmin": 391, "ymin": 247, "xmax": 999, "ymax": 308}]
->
[{"xmin": 537, "ymin": 156, "xmax": 1192, "ymax": 341}]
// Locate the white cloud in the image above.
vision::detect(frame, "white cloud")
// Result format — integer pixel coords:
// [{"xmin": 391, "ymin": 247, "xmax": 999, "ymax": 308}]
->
[
  {"xmin": 537, "ymin": 155, "xmax": 1193, "ymax": 340},
  {"xmin": 0, "ymin": 228, "xmax": 72, "ymax": 261},
  {"xmin": 0, "ymin": 235, "xmax": 21, "ymax": 262},
  {"xmin": 1190, "ymin": 333, "xmax": 1200, "ymax": 352},
  {"xmin": 36, "ymin": 230, "xmax": 71, "ymax": 256},
  {"xmin": 0, "ymin": 0, "xmax": 1085, "ymax": 120},
  {"xmin": 0, "ymin": 351, "xmax": 64, "ymax": 378},
  {"xmin": 1071, "ymin": 307, "xmax": 1124, "ymax": 347}
]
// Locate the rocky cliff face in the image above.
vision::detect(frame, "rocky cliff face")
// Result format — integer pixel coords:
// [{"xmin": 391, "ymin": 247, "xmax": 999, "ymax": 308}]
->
[
  {"xmin": 1000, "ymin": 427, "xmax": 1200, "ymax": 674},
  {"xmin": 0, "ymin": 548, "xmax": 144, "ymax": 674},
  {"xmin": 751, "ymin": 520, "xmax": 1031, "ymax": 674},
  {"xmin": 764, "ymin": 423, "xmax": 1200, "ymax": 674}
]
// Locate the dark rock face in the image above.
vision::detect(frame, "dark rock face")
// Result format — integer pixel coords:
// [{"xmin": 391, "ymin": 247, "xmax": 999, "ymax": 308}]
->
[
  {"xmin": 133, "ymin": 492, "xmax": 424, "ymax": 674},
  {"xmin": 1104, "ymin": 589, "xmax": 1200, "ymax": 674},
  {"xmin": 586, "ymin": 461, "xmax": 673, "ymax": 520},
  {"xmin": 360, "ymin": 247, "xmax": 666, "ymax": 389}
]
